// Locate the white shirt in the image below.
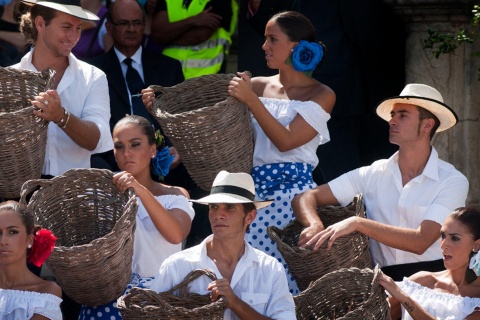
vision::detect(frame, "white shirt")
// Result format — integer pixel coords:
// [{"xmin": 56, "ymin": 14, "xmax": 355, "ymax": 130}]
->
[
  {"xmin": 12, "ymin": 50, "xmax": 113, "ymax": 176},
  {"xmin": 329, "ymin": 147, "xmax": 468, "ymax": 267},
  {"xmin": 0, "ymin": 289, "xmax": 62, "ymax": 320},
  {"xmin": 252, "ymin": 97, "xmax": 330, "ymax": 168},
  {"xmin": 132, "ymin": 195, "xmax": 195, "ymax": 277},
  {"xmin": 150, "ymin": 235, "xmax": 296, "ymax": 320},
  {"xmin": 398, "ymin": 278, "xmax": 480, "ymax": 320}
]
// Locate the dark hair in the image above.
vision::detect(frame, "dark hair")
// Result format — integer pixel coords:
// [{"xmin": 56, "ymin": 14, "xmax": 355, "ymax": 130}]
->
[
  {"xmin": 271, "ymin": 11, "xmax": 316, "ymax": 43},
  {"xmin": 270, "ymin": 11, "xmax": 326, "ymax": 72},
  {"xmin": 241, "ymin": 203, "xmax": 256, "ymax": 232},
  {"xmin": 449, "ymin": 207, "xmax": 480, "ymax": 241},
  {"xmin": 20, "ymin": 5, "xmax": 57, "ymax": 44},
  {"xmin": 106, "ymin": 0, "xmax": 146, "ymax": 23},
  {"xmin": 448, "ymin": 207, "xmax": 480, "ymax": 283},
  {"xmin": 0, "ymin": 201, "xmax": 35, "ymax": 235},
  {"xmin": 417, "ymin": 106, "xmax": 440, "ymax": 140},
  {"xmin": 114, "ymin": 115, "xmax": 155, "ymax": 146}
]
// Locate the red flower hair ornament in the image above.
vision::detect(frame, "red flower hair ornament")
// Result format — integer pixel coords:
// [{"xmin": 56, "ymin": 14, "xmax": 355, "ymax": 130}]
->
[{"xmin": 27, "ymin": 229, "xmax": 57, "ymax": 267}]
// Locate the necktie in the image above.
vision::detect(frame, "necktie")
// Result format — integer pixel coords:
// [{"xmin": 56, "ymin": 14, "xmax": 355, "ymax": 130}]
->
[{"xmin": 123, "ymin": 58, "xmax": 159, "ymax": 128}]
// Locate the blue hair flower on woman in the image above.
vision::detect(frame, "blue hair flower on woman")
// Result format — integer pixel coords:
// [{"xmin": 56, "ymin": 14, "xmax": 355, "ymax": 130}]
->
[
  {"xmin": 290, "ymin": 40, "xmax": 324, "ymax": 76},
  {"xmin": 151, "ymin": 130, "xmax": 174, "ymax": 178}
]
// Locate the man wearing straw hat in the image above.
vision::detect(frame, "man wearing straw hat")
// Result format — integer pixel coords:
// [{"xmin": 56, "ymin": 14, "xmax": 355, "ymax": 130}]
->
[
  {"xmin": 292, "ymin": 83, "xmax": 469, "ymax": 281},
  {"xmin": 150, "ymin": 170, "xmax": 296, "ymax": 320},
  {"xmin": 12, "ymin": 0, "xmax": 113, "ymax": 178}
]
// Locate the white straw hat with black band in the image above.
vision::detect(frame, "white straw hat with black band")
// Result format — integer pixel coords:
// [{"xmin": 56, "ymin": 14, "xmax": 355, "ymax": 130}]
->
[
  {"xmin": 191, "ymin": 171, "xmax": 273, "ymax": 209},
  {"xmin": 22, "ymin": 0, "xmax": 99, "ymax": 20},
  {"xmin": 376, "ymin": 83, "xmax": 458, "ymax": 132}
]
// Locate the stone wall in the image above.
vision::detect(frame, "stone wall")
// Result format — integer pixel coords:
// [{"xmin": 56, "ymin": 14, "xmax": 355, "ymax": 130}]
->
[{"xmin": 385, "ymin": 0, "xmax": 480, "ymax": 207}]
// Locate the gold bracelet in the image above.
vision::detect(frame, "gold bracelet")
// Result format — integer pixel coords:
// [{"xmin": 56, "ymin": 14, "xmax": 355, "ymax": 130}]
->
[
  {"xmin": 54, "ymin": 108, "xmax": 67, "ymax": 125},
  {"xmin": 59, "ymin": 110, "xmax": 70, "ymax": 129}
]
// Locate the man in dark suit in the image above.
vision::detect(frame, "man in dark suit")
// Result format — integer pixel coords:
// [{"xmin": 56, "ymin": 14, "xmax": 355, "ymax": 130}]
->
[{"xmin": 88, "ymin": 0, "xmax": 185, "ymax": 173}]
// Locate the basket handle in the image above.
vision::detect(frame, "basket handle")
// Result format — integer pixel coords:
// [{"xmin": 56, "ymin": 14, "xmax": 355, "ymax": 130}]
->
[
  {"xmin": 19, "ymin": 178, "xmax": 54, "ymax": 205},
  {"xmin": 167, "ymin": 269, "xmax": 217, "ymax": 295}
]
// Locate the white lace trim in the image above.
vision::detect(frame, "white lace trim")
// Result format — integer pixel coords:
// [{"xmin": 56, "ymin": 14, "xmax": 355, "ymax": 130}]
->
[{"xmin": 0, "ymin": 289, "xmax": 62, "ymax": 320}]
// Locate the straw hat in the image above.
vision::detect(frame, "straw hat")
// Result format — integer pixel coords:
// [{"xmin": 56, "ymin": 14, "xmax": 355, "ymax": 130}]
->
[
  {"xmin": 22, "ymin": 0, "xmax": 99, "ymax": 21},
  {"xmin": 191, "ymin": 171, "xmax": 273, "ymax": 209},
  {"xmin": 376, "ymin": 83, "xmax": 458, "ymax": 132}
]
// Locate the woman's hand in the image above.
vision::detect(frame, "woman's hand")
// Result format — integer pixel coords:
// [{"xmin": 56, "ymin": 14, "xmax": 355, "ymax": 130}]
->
[
  {"xmin": 112, "ymin": 171, "xmax": 144, "ymax": 194},
  {"xmin": 142, "ymin": 87, "xmax": 156, "ymax": 113},
  {"xmin": 169, "ymin": 146, "xmax": 181, "ymax": 169},
  {"xmin": 228, "ymin": 71, "xmax": 257, "ymax": 107}
]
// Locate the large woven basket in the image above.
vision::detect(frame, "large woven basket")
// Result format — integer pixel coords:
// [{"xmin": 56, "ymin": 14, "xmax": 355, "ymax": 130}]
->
[
  {"xmin": 0, "ymin": 67, "xmax": 55, "ymax": 199},
  {"xmin": 19, "ymin": 168, "xmax": 138, "ymax": 306},
  {"xmin": 150, "ymin": 73, "xmax": 254, "ymax": 191},
  {"xmin": 294, "ymin": 266, "xmax": 390, "ymax": 320},
  {"xmin": 266, "ymin": 194, "xmax": 372, "ymax": 291},
  {"xmin": 118, "ymin": 269, "xmax": 226, "ymax": 319}
]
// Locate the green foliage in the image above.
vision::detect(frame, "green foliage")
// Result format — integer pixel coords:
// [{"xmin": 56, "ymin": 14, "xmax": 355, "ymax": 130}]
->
[{"xmin": 424, "ymin": 4, "xmax": 480, "ymax": 80}]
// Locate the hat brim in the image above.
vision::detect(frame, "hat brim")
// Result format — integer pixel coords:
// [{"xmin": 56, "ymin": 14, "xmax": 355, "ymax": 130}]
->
[
  {"xmin": 191, "ymin": 193, "xmax": 273, "ymax": 210},
  {"xmin": 23, "ymin": 0, "xmax": 99, "ymax": 20},
  {"xmin": 376, "ymin": 96, "xmax": 458, "ymax": 132}
]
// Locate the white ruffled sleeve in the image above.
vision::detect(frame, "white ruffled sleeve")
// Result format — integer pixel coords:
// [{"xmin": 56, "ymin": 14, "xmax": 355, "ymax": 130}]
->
[
  {"xmin": 0, "ymin": 289, "xmax": 62, "ymax": 320},
  {"xmin": 292, "ymin": 100, "xmax": 331, "ymax": 144}
]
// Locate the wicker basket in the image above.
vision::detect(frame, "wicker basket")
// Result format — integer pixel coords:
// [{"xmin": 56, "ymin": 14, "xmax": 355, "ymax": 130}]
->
[
  {"xmin": 0, "ymin": 67, "xmax": 55, "ymax": 199},
  {"xmin": 19, "ymin": 168, "xmax": 138, "ymax": 306},
  {"xmin": 118, "ymin": 269, "xmax": 226, "ymax": 319},
  {"xmin": 294, "ymin": 266, "xmax": 390, "ymax": 320},
  {"xmin": 266, "ymin": 194, "xmax": 372, "ymax": 291},
  {"xmin": 150, "ymin": 73, "xmax": 254, "ymax": 191}
]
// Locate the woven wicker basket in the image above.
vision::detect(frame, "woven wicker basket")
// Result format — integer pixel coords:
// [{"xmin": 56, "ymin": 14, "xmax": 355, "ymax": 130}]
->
[
  {"xmin": 150, "ymin": 73, "xmax": 254, "ymax": 191},
  {"xmin": 118, "ymin": 269, "xmax": 226, "ymax": 319},
  {"xmin": 294, "ymin": 266, "xmax": 390, "ymax": 320},
  {"xmin": 19, "ymin": 168, "xmax": 138, "ymax": 306},
  {"xmin": 266, "ymin": 194, "xmax": 372, "ymax": 291},
  {"xmin": 0, "ymin": 67, "xmax": 55, "ymax": 199}
]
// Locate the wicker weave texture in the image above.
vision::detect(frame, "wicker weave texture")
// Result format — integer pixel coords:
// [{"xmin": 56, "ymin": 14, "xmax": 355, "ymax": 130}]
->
[
  {"xmin": 150, "ymin": 73, "xmax": 254, "ymax": 191},
  {"xmin": 118, "ymin": 269, "xmax": 226, "ymax": 319},
  {"xmin": 20, "ymin": 169, "xmax": 138, "ymax": 306},
  {"xmin": 294, "ymin": 266, "xmax": 390, "ymax": 320},
  {"xmin": 0, "ymin": 67, "xmax": 55, "ymax": 199},
  {"xmin": 267, "ymin": 194, "xmax": 372, "ymax": 291}
]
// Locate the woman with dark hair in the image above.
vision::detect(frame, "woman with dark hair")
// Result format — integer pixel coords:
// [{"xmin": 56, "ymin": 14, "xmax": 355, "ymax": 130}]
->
[
  {"xmin": 227, "ymin": 11, "xmax": 336, "ymax": 295},
  {"xmin": 79, "ymin": 115, "xmax": 195, "ymax": 320},
  {"xmin": 380, "ymin": 207, "xmax": 480, "ymax": 320},
  {"xmin": 0, "ymin": 200, "xmax": 61, "ymax": 319}
]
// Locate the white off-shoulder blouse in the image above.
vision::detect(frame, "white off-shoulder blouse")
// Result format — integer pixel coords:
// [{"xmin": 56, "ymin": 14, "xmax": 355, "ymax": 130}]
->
[
  {"xmin": 0, "ymin": 289, "xmax": 62, "ymax": 320},
  {"xmin": 398, "ymin": 278, "xmax": 480, "ymax": 320}
]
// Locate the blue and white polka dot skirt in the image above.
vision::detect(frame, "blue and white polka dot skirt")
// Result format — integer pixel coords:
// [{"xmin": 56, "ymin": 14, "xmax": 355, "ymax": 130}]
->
[
  {"xmin": 79, "ymin": 274, "xmax": 154, "ymax": 320},
  {"xmin": 248, "ymin": 162, "xmax": 316, "ymax": 295}
]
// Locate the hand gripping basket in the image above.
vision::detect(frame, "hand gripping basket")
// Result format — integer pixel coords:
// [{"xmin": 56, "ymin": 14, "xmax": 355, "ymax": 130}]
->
[
  {"xmin": 150, "ymin": 73, "xmax": 254, "ymax": 191},
  {"xmin": 0, "ymin": 67, "xmax": 55, "ymax": 199},
  {"xmin": 266, "ymin": 194, "xmax": 372, "ymax": 291},
  {"xmin": 118, "ymin": 269, "xmax": 226, "ymax": 319},
  {"xmin": 294, "ymin": 266, "xmax": 390, "ymax": 320},
  {"xmin": 19, "ymin": 168, "xmax": 138, "ymax": 306}
]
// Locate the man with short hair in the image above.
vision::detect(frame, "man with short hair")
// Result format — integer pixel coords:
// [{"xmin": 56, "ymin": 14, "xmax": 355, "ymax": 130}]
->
[
  {"xmin": 13, "ymin": 0, "xmax": 113, "ymax": 178},
  {"xmin": 292, "ymin": 83, "xmax": 469, "ymax": 281},
  {"xmin": 150, "ymin": 170, "xmax": 296, "ymax": 320}
]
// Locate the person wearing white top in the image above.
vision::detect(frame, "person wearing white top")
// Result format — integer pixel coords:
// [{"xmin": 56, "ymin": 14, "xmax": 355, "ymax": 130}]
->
[
  {"xmin": 12, "ymin": 0, "xmax": 113, "ymax": 177},
  {"xmin": 227, "ymin": 11, "xmax": 335, "ymax": 295},
  {"xmin": 379, "ymin": 207, "xmax": 480, "ymax": 320},
  {"xmin": 0, "ymin": 201, "xmax": 62, "ymax": 320},
  {"xmin": 150, "ymin": 171, "xmax": 297, "ymax": 320},
  {"xmin": 292, "ymin": 83, "xmax": 469, "ymax": 281},
  {"xmin": 79, "ymin": 115, "xmax": 194, "ymax": 320}
]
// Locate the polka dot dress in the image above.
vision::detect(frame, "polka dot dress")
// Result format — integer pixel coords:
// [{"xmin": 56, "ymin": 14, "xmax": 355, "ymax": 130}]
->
[
  {"xmin": 79, "ymin": 274, "xmax": 153, "ymax": 320},
  {"xmin": 247, "ymin": 162, "xmax": 316, "ymax": 296}
]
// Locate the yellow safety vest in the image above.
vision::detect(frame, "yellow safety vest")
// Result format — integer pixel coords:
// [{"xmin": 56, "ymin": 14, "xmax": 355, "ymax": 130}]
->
[{"xmin": 163, "ymin": 0, "xmax": 238, "ymax": 79}]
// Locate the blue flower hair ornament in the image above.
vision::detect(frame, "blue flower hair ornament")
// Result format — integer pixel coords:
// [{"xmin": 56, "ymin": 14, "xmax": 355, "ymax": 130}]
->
[
  {"xmin": 151, "ymin": 130, "xmax": 173, "ymax": 179},
  {"xmin": 470, "ymin": 250, "xmax": 480, "ymax": 276},
  {"xmin": 287, "ymin": 40, "xmax": 325, "ymax": 77}
]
